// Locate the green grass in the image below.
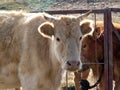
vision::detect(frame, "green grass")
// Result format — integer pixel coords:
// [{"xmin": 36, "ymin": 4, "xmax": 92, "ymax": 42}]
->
[
  {"xmin": 0, "ymin": 1, "xmax": 30, "ymax": 11},
  {"xmin": 0, "ymin": 0, "xmax": 57, "ymax": 11}
]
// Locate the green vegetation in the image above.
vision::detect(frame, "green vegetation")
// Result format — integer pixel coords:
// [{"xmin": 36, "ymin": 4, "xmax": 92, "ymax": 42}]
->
[
  {"xmin": 0, "ymin": 0, "xmax": 56, "ymax": 11},
  {"xmin": 0, "ymin": 2, "xmax": 29, "ymax": 11},
  {"xmin": 27, "ymin": 0, "xmax": 56, "ymax": 11}
]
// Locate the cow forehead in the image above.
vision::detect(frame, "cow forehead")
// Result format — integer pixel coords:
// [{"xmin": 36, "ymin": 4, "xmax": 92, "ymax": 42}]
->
[{"xmin": 54, "ymin": 16, "xmax": 82, "ymax": 38}]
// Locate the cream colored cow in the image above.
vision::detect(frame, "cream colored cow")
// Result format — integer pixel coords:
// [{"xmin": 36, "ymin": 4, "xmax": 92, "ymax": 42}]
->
[{"xmin": 0, "ymin": 10, "xmax": 91, "ymax": 90}]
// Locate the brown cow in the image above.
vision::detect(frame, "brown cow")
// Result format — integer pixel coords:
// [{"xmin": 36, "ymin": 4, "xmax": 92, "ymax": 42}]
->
[
  {"xmin": 0, "ymin": 11, "xmax": 91, "ymax": 90},
  {"xmin": 74, "ymin": 20, "xmax": 120, "ymax": 90}
]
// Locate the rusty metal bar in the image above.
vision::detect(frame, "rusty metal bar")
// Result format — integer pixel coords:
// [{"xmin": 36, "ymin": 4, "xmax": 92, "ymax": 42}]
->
[
  {"xmin": 104, "ymin": 8, "xmax": 109, "ymax": 90},
  {"xmin": 111, "ymin": 8, "xmax": 120, "ymax": 12},
  {"xmin": 108, "ymin": 8, "xmax": 113, "ymax": 90},
  {"xmin": 30, "ymin": 9, "xmax": 105, "ymax": 14},
  {"xmin": 45, "ymin": 9, "xmax": 105, "ymax": 14},
  {"xmin": 104, "ymin": 8, "xmax": 113, "ymax": 90},
  {"xmin": 30, "ymin": 8, "xmax": 120, "ymax": 14}
]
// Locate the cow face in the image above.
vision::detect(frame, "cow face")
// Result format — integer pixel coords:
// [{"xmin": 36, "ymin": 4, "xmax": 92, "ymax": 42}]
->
[
  {"xmin": 38, "ymin": 11, "xmax": 92, "ymax": 72},
  {"xmin": 81, "ymin": 35, "xmax": 102, "ymax": 62},
  {"xmin": 80, "ymin": 21, "xmax": 103, "ymax": 70}
]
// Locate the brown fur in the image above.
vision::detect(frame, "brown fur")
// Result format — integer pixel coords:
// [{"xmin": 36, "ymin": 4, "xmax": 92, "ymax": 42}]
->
[{"xmin": 74, "ymin": 20, "xmax": 120, "ymax": 90}]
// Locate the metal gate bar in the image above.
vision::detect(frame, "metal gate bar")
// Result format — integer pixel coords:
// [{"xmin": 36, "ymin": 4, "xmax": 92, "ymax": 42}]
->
[
  {"xmin": 107, "ymin": 8, "xmax": 113, "ymax": 90},
  {"xmin": 30, "ymin": 8, "xmax": 120, "ymax": 14},
  {"xmin": 104, "ymin": 9, "xmax": 109, "ymax": 90},
  {"xmin": 104, "ymin": 8, "xmax": 113, "ymax": 90}
]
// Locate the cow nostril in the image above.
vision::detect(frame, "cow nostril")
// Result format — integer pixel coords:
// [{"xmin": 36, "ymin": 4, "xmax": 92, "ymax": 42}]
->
[
  {"xmin": 67, "ymin": 61, "xmax": 72, "ymax": 66},
  {"xmin": 67, "ymin": 61, "xmax": 80, "ymax": 66},
  {"xmin": 77, "ymin": 61, "xmax": 80, "ymax": 66}
]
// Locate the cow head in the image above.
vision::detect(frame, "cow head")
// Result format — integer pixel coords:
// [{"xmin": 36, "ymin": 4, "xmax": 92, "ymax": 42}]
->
[
  {"xmin": 80, "ymin": 20, "xmax": 104, "ymax": 71},
  {"xmin": 38, "ymin": 11, "xmax": 92, "ymax": 72}
]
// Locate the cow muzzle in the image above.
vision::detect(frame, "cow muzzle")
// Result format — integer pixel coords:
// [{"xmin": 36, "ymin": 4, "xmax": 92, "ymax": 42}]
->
[{"xmin": 66, "ymin": 60, "xmax": 80, "ymax": 71}]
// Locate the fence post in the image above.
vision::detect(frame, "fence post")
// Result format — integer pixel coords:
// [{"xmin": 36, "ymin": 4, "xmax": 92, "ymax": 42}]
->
[{"xmin": 104, "ymin": 8, "xmax": 113, "ymax": 90}]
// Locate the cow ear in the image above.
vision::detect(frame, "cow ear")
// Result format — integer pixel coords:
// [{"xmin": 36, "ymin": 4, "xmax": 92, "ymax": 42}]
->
[
  {"xmin": 80, "ymin": 21, "xmax": 93, "ymax": 35},
  {"xmin": 93, "ymin": 27, "xmax": 101, "ymax": 39},
  {"xmin": 38, "ymin": 22, "xmax": 54, "ymax": 39}
]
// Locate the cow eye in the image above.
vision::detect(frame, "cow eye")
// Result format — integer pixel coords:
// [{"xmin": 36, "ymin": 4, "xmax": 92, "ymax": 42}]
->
[
  {"xmin": 79, "ymin": 36, "xmax": 82, "ymax": 41},
  {"xmin": 56, "ymin": 37, "xmax": 60, "ymax": 42}
]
